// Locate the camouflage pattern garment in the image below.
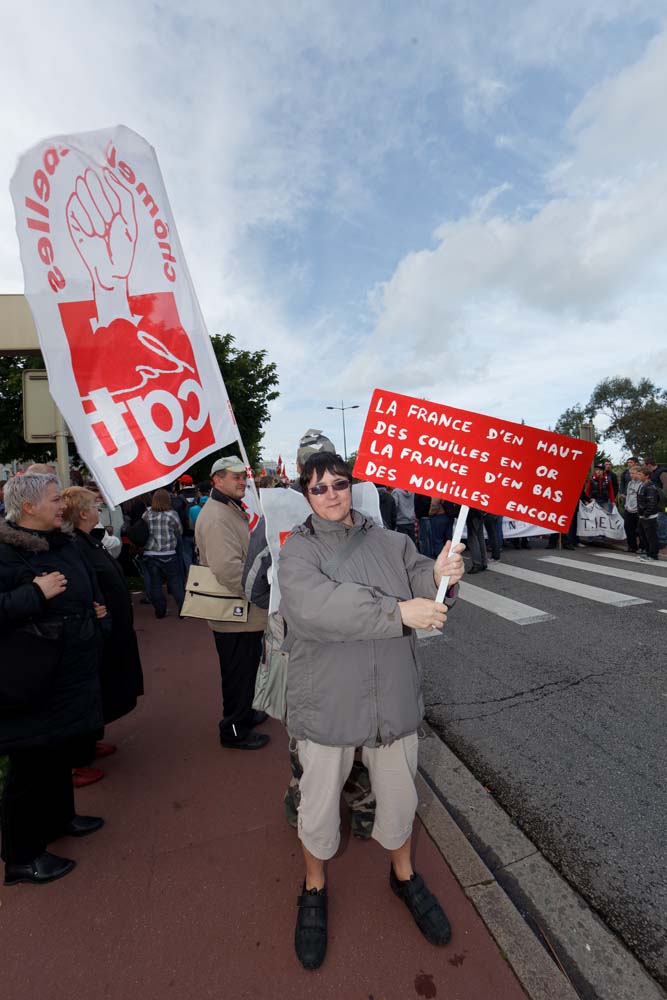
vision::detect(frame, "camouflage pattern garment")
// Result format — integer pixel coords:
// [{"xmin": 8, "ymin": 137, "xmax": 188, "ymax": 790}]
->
[{"xmin": 285, "ymin": 741, "xmax": 376, "ymax": 839}]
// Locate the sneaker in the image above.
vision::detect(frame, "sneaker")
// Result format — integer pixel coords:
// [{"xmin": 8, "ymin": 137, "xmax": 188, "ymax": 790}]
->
[
  {"xmin": 638, "ymin": 555, "xmax": 652, "ymax": 563},
  {"xmin": 390, "ymin": 868, "xmax": 452, "ymax": 945},
  {"xmin": 72, "ymin": 767, "xmax": 104, "ymax": 788},
  {"xmin": 295, "ymin": 884, "xmax": 327, "ymax": 969}
]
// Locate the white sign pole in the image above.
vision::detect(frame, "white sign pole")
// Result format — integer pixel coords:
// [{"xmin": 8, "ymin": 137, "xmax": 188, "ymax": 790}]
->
[{"xmin": 435, "ymin": 504, "xmax": 469, "ymax": 603}]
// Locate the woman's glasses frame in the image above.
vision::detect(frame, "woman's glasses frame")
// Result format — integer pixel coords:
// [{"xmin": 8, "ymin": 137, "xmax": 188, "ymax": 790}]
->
[{"xmin": 308, "ymin": 479, "xmax": 352, "ymax": 497}]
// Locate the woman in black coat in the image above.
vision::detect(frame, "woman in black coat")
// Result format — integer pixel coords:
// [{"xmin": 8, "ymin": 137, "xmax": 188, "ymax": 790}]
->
[
  {"xmin": 0, "ymin": 474, "xmax": 107, "ymax": 886},
  {"xmin": 62, "ymin": 488, "xmax": 144, "ymax": 739}
]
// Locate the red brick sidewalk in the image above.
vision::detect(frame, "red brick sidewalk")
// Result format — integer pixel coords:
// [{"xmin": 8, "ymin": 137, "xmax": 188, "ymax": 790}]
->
[{"xmin": 0, "ymin": 602, "xmax": 527, "ymax": 1000}]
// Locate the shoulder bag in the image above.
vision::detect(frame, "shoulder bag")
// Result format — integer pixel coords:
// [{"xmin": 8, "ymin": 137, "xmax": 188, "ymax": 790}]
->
[{"xmin": 181, "ymin": 564, "xmax": 249, "ymax": 622}]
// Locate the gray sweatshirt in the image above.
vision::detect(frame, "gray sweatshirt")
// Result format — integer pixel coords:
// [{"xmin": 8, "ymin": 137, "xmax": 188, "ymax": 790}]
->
[{"xmin": 279, "ymin": 510, "xmax": 454, "ymax": 747}]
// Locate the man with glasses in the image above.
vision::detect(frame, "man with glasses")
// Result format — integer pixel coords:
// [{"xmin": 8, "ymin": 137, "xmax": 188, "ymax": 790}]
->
[{"xmin": 195, "ymin": 455, "xmax": 269, "ymax": 750}]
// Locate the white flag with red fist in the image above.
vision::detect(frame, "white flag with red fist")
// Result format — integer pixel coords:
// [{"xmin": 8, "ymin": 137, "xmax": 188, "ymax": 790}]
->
[{"xmin": 10, "ymin": 124, "xmax": 239, "ymax": 505}]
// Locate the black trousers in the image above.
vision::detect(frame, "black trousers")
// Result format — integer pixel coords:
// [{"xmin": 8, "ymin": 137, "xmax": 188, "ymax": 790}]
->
[
  {"xmin": 638, "ymin": 517, "xmax": 659, "ymax": 559},
  {"xmin": 1, "ymin": 744, "xmax": 75, "ymax": 864},
  {"xmin": 213, "ymin": 631, "xmax": 263, "ymax": 740},
  {"xmin": 623, "ymin": 511, "xmax": 639, "ymax": 552},
  {"xmin": 467, "ymin": 511, "xmax": 488, "ymax": 568}
]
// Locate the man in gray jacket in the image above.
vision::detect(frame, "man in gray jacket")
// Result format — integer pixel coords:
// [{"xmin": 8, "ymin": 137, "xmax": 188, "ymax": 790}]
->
[{"xmin": 279, "ymin": 452, "xmax": 464, "ymax": 970}]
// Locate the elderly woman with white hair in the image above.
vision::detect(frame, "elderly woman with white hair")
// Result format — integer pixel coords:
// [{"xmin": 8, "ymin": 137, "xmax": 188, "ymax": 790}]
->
[{"xmin": 0, "ymin": 474, "xmax": 106, "ymax": 886}]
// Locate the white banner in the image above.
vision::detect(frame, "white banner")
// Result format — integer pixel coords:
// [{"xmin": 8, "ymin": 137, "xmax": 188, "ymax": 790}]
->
[
  {"xmin": 459, "ymin": 517, "xmax": 556, "ymax": 540},
  {"xmin": 10, "ymin": 125, "xmax": 238, "ymax": 505},
  {"xmin": 262, "ymin": 484, "xmax": 383, "ymax": 613},
  {"xmin": 576, "ymin": 501, "xmax": 625, "ymax": 541}
]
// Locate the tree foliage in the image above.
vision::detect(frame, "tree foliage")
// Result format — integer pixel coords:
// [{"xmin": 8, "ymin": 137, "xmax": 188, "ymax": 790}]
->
[
  {"xmin": 187, "ymin": 334, "xmax": 280, "ymax": 481},
  {"xmin": 553, "ymin": 404, "xmax": 594, "ymax": 440},
  {"xmin": 555, "ymin": 376, "xmax": 667, "ymax": 462},
  {"xmin": 588, "ymin": 377, "xmax": 667, "ymax": 459},
  {"xmin": 0, "ymin": 353, "xmax": 57, "ymax": 466},
  {"xmin": 0, "ymin": 335, "xmax": 280, "ymax": 481}
]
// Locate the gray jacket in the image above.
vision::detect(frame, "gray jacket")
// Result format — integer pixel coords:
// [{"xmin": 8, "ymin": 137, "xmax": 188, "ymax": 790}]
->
[{"xmin": 278, "ymin": 509, "xmax": 452, "ymax": 748}]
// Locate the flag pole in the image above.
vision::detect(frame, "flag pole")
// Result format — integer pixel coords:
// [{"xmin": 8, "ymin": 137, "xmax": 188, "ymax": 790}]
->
[{"xmin": 436, "ymin": 504, "xmax": 469, "ymax": 603}]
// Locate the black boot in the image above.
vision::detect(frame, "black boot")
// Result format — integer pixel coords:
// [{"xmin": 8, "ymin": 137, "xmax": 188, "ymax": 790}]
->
[
  {"xmin": 4, "ymin": 851, "xmax": 76, "ymax": 886},
  {"xmin": 390, "ymin": 868, "xmax": 451, "ymax": 945},
  {"xmin": 295, "ymin": 883, "xmax": 327, "ymax": 969}
]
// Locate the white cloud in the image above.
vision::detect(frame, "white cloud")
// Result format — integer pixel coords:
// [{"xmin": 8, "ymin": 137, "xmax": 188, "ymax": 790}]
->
[
  {"xmin": 1, "ymin": 3, "xmax": 667, "ymax": 468},
  {"xmin": 345, "ymin": 29, "xmax": 667, "ymax": 458}
]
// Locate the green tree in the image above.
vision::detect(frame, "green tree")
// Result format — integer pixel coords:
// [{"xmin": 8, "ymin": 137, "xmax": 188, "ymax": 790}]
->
[
  {"xmin": 0, "ymin": 336, "xmax": 280, "ymax": 481},
  {"xmin": 186, "ymin": 334, "xmax": 280, "ymax": 481},
  {"xmin": 0, "ymin": 353, "xmax": 57, "ymax": 465},
  {"xmin": 553, "ymin": 403, "xmax": 595, "ymax": 440},
  {"xmin": 588, "ymin": 377, "xmax": 667, "ymax": 460}
]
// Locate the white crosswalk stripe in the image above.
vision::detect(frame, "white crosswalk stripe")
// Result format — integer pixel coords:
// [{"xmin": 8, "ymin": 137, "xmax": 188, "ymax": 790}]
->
[
  {"xmin": 458, "ymin": 580, "xmax": 554, "ymax": 626},
  {"xmin": 540, "ymin": 555, "xmax": 667, "ymax": 589},
  {"xmin": 590, "ymin": 550, "xmax": 667, "ymax": 569},
  {"xmin": 487, "ymin": 561, "xmax": 650, "ymax": 607}
]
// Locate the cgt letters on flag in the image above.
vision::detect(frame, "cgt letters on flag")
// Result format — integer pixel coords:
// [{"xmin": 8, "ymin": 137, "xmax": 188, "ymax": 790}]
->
[{"xmin": 11, "ymin": 124, "xmax": 238, "ymax": 505}]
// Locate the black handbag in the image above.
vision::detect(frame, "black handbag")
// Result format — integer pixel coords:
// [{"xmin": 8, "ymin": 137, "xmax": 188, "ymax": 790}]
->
[
  {"xmin": 0, "ymin": 618, "xmax": 64, "ymax": 709},
  {"xmin": 126, "ymin": 517, "xmax": 149, "ymax": 547}
]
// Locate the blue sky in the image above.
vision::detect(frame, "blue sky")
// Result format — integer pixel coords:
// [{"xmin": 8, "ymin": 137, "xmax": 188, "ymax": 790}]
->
[{"xmin": 1, "ymin": 2, "xmax": 666, "ymax": 471}]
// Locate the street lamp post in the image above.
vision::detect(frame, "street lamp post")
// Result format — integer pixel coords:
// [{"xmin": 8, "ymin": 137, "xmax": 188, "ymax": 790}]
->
[{"xmin": 326, "ymin": 400, "xmax": 359, "ymax": 462}]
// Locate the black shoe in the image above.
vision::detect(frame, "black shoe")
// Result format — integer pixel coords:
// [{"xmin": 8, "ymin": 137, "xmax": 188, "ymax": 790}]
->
[
  {"xmin": 219, "ymin": 731, "xmax": 270, "ymax": 750},
  {"xmin": 390, "ymin": 868, "xmax": 452, "ymax": 945},
  {"xmin": 4, "ymin": 851, "xmax": 76, "ymax": 886},
  {"xmin": 563, "ymin": 544, "xmax": 575, "ymax": 550},
  {"xmin": 63, "ymin": 815, "xmax": 105, "ymax": 838},
  {"xmin": 295, "ymin": 884, "xmax": 327, "ymax": 969},
  {"xmin": 468, "ymin": 566, "xmax": 482, "ymax": 575},
  {"xmin": 246, "ymin": 710, "xmax": 269, "ymax": 728}
]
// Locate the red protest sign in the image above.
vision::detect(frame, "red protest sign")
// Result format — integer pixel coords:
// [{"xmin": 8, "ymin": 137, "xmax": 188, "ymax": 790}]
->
[{"xmin": 352, "ymin": 389, "xmax": 596, "ymax": 531}]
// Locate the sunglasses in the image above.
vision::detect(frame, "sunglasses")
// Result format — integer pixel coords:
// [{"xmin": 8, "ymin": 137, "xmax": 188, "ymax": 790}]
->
[{"xmin": 309, "ymin": 479, "xmax": 351, "ymax": 496}]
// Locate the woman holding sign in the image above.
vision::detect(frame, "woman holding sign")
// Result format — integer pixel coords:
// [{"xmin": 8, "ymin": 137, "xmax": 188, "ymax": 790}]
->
[{"xmin": 278, "ymin": 452, "xmax": 464, "ymax": 970}]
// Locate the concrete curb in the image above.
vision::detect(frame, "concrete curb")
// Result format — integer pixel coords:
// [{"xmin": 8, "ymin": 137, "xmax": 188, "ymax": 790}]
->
[{"xmin": 416, "ymin": 726, "xmax": 666, "ymax": 1000}]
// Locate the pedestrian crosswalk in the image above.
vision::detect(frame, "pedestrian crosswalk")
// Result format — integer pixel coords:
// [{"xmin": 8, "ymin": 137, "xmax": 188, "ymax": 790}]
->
[
  {"xmin": 590, "ymin": 550, "xmax": 667, "ymax": 569},
  {"xmin": 458, "ymin": 580, "xmax": 554, "ymax": 626},
  {"xmin": 453, "ymin": 548, "xmax": 659, "ymax": 627},
  {"xmin": 487, "ymin": 561, "xmax": 649, "ymax": 607},
  {"xmin": 540, "ymin": 555, "xmax": 667, "ymax": 590}
]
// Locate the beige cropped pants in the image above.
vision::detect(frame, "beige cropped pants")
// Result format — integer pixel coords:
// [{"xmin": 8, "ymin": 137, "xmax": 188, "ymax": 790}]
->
[{"xmin": 296, "ymin": 733, "xmax": 419, "ymax": 860}]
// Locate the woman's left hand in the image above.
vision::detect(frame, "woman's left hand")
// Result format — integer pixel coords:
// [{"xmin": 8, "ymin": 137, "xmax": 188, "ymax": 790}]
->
[
  {"xmin": 434, "ymin": 541, "xmax": 465, "ymax": 588},
  {"xmin": 93, "ymin": 602, "xmax": 107, "ymax": 619}
]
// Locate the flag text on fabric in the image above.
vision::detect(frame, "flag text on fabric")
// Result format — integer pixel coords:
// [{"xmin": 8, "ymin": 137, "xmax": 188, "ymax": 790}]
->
[
  {"xmin": 11, "ymin": 125, "xmax": 239, "ymax": 505},
  {"xmin": 353, "ymin": 389, "xmax": 596, "ymax": 530}
]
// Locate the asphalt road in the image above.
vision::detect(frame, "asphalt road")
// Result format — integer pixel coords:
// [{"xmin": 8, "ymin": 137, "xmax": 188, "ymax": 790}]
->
[{"xmin": 418, "ymin": 538, "xmax": 667, "ymax": 989}]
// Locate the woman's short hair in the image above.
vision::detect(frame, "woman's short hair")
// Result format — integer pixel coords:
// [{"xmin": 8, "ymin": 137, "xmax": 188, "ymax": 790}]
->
[
  {"xmin": 62, "ymin": 487, "xmax": 98, "ymax": 528},
  {"xmin": 299, "ymin": 453, "xmax": 351, "ymax": 494},
  {"xmin": 4, "ymin": 473, "xmax": 59, "ymax": 523},
  {"xmin": 150, "ymin": 488, "xmax": 172, "ymax": 512}
]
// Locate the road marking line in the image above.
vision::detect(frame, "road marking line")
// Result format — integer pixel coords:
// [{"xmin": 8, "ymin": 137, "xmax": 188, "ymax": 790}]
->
[
  {"xmin": 459, "ymin": 580, "xmax": 555, "ymax": 625},
  {"xmin": 416, "ymin": 627, "xmax": 443, "ymax": 640},
  {"xmin": 487, "ymin": 562, "xmax": 650, "ymax": 607},
  {"xmin": 590, "ymin": 550, "xmax": 667, "ymax": 569},
  {"xmin": 540, "ymin": 556, "xmax": 667, "ymax": 587},
  {"xmin": 540, "ymin": 556, "xmax": 667, "ymax": 590}
]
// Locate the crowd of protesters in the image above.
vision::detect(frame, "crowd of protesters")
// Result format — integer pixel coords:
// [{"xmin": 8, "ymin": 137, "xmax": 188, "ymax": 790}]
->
[{"xmin": 1, "ymin": 441, "xmax": 664, "ymax": 972}]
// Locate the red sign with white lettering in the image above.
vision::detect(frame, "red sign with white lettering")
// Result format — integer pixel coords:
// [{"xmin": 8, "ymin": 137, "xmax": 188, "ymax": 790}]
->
[{"xmin": 352, "ymin": 389, "xmax": 596, "ymax": 530}]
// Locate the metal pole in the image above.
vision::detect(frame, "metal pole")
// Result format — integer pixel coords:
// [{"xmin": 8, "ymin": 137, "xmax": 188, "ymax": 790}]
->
[
  {"xmin": 54, "ymin": 408, "xmax": 69, "ymax": 486},
  {"xmin": 341, "ymin": 400, "xmax": 348, "ymax": 461}
]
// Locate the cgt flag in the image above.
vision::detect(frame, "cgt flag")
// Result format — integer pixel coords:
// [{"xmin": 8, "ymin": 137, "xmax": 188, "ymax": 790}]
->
[{"xmin": 10, "ymin": 124, "xmax": 239, "ymax": 505}]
